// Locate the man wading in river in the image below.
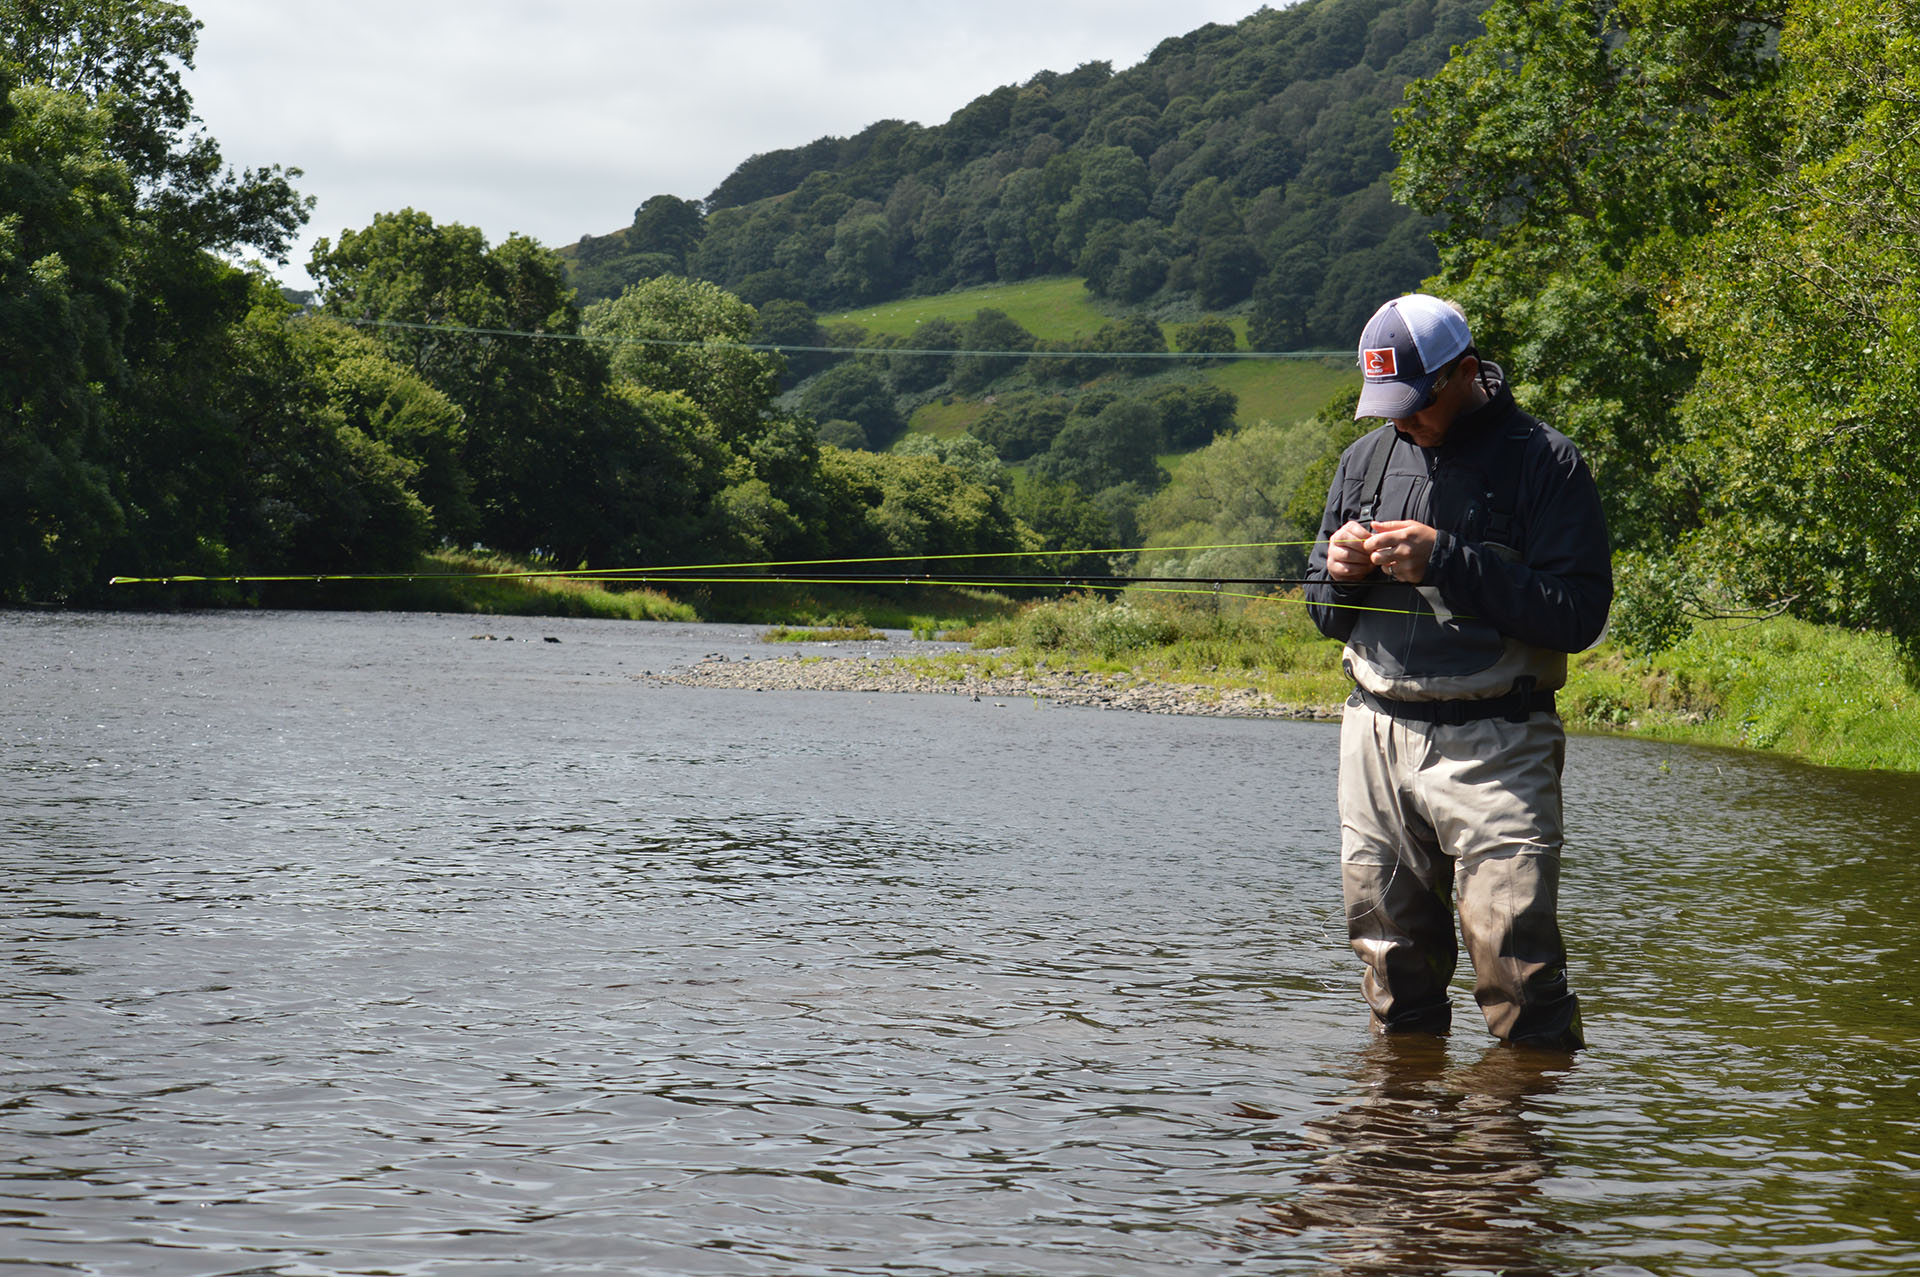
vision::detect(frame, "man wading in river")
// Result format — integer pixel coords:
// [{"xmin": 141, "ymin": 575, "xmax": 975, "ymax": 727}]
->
[{"xmin": 1304, "ymin": 294, "xmax": 1611, "ymax": 1052}]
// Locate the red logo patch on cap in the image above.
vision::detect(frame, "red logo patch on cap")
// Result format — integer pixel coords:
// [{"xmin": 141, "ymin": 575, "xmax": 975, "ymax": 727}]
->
[{"xmin": 1363, "ymin": 347, "xmax": 1398, "ymax": 377}]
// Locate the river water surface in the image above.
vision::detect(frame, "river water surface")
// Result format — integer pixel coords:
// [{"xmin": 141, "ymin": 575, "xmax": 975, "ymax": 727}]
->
[{"xmin": 3, "ymin": 610, "xmax": 1915, "ymax": 1276}]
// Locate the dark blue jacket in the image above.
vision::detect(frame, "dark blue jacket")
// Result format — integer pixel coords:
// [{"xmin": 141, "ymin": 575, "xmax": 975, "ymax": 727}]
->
[{"xmin": 1305, "ymin": 367, "xmax": 1612, "ymax": 698}]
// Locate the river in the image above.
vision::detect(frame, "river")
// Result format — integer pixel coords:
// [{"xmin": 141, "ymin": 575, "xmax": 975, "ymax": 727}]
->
[{"xmin": 3, "ymin": 609, "xmax": 1915, "ymax": 1276}]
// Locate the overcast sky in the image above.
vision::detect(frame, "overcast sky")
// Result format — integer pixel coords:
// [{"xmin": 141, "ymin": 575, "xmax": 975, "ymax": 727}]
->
[{"xmin": 181, "ymin": 1, "xmax": 1276, "ymax": 289}]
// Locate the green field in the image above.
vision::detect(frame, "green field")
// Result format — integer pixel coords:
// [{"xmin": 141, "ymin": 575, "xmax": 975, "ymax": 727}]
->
[
  {"xmin": 826, "ymin": 277, "xmax": 1359, "ymax": 436},
  {"xmin": 826, "ymin": 276, "xmax": 1113, "ymax": 343},
  {"xmin": 1206, "ymin": 355, "xmax": 1355, "ymax": 428}
]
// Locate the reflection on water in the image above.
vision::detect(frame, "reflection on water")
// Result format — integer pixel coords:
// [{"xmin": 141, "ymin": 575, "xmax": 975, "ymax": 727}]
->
[
  {"xmin": 3, "ymin": 610, "xmax": 1918, "ymax": 1276},
  {"xmin": 1256, "ymin": 1038, "xmax": 1573, "ymax": 1277}
]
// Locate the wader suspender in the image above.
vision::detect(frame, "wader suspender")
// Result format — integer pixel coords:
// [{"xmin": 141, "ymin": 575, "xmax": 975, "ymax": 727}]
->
[{"xmin": 1356, "ymin": 428, "xmax": 1396, "ymax": 527}]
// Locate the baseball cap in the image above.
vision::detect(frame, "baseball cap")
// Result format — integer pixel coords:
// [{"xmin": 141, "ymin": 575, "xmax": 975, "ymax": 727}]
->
[{"xmin": 1354, "ymin": 294, "xmax": 1472, "ymax": 420}]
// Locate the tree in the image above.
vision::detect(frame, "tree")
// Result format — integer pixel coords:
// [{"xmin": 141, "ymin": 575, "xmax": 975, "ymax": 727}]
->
[
  {"xmin": 971, "ymin": 393, "xmax": 1069, "ymax": 462},
  {"xmin": 1152, "ymin": 382, "xmax": 1239, "ymax": 449},
  {"xmin": 581, "ymin": 275, "xmax": 779, "ymax": 449},
  {"xmin": 1174, "ymin": 319, "xmax": 1238, "ymax": 356},
  {"xmin": 1662, "ymin": 0, "xmax": 1920, "ymax": 667},
  {"xmin": 799, "ymin": 363, "xmax": 903, "ymax": 451},
  {"xmin": 1008, "ymin": 476, "xmax": 1116, "ymax": 579},
  {"xmin": 887, "ymin": 315, "xmax": 960, "ymax": 392},
  {"xmin": 815, "ymin": 448, "xmax": 1023, "ymax": 570},
  {"xmin": 217, "ymin": 294, "xmax": 434, "ymax": 572},
  {"xmin": 1194, "ymin": 234, "xmax": 1263, "ymax": 308},
  {"xmin": 895, "ymin": 433, "xmax": 1012, "ymax": 495},
  {"xmin": 1137, "ymin": 416, "xmax": 1346, "ymax": 579},
  {"xmin": 311, "ymin": 211, "xmax": 616, "ymax": 559},
  {"xmin": 1033, "ymin": 397, "xmax": 1167, "ymax": 494},
  {"xmin": 950, "ymin": 308, "xmax": 1037, "ymax": 392},
  {"xmin": 1, "ymin": 0, "xmax": 310, "ymax": 597},
  {"xmin": 629, "ymin": 194, "xmax": 705, "ymax": 272},
  {"xmin": 0, "ymin": 77, "xmax": 130, "ymax": 600},
  {"xmin": 1391, "ymin": 0, "xmax": 1782, "ymax": 550}
]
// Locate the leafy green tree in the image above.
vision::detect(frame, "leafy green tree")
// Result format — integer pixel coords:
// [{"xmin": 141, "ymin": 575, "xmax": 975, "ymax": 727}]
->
[
  {"xmin": 753, "ymin": 296, "xmax": 831, "ymax": 382},
  {"xmin": 1151, "ymin": 382, "xmax": 1239, "ymax": 450},
  {"xmin": 799, "ymin": 363, "xmax": 903, "ymax": 451},
  {"xmin": 1662, "ymin": 0, "xmax": 1920, "ymax": 667},
  {"xmin": 887, "ymin": 315, "xmax": 960, "ymax": 392},
  {"xmin": 1074, "ymin": 314, "xmax": 1168, "ymax": 378},
  {"xmin": 0, "ymin": 77, "xmax": 130, "ymax": 599},
  {"xmin": 815, "ymin": 448, "xmax": 1024, "ymax": 569},
  {"xmin": 295, "ymin": 316, "xmax": 474, "ymax": 540},
  {"xmin": 629, "ymin": 194, "xmax": 705, "ymax": 271},
  {"xmin": 1008, "ymin": 476, "xmax": 1117, "ymax": 579},
  {"xmin": 2, "ymin": 0, "xmax": 310, "ymax": 596},
  {"xmin": 217, "ymin": 294, "xmax": 433, "ymax": 571},
  {"xmin": 311, "ymin": 211, "xmax": 615, "ymax": 558},
  {"xmin": 1137, "ymin": 415, "xmax": 1346, "ymax": 579},
  {"xmin": 1174, "ymin": 319, "xmax": 1238, "ymax": 355},
  {"xmin": 580, "ymin": 274, "xmax": 778, "ymax": 449},
  {"xmin": 970, "ymin": 393, "xmax": 1070, "ymax": 462},
  {"xmin": 1194, "ymin": 234, "xmax": 1263, "ymax": 308},
  {"xmin": 1391, "ymin": 0, "xmax": 1781, "ymax": 550},
  {"xmin": 894, "ymin": 433, "xmax": 1012, "ymax": 495},
  {"xmin": 1033, "ymin": 398, "xmax": 1166, "ymax": 494},
  {"xmin": 950, "ymin": 308, "xmax": 1037, "ymax": 392}
]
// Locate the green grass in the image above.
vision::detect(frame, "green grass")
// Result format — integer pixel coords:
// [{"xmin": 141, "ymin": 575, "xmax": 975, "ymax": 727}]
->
[
  {"xmin": 826, "ymin": 277, "xmax": 1113, "ymax": 344},
  {"xmin": 1202, "ymin": 355, "xmax": 1355, "ymax": 428},
  {"xmin": 763, "ymin": 624, "xmax": 887, "ymax": 643},
  {"xmin": 943, "ymin": 590, "xmax": 1352, "ymax": 705},
  {"xmin": 907, "ymin": 396, "xmax": 995, "ymax": 438},
  {"xmin": 1563, "ymin": 615, "xmax": 1920, "ymax": 770},
  {"xmin": 298, "ymin": 550, "xmax": 701, "ymax": 620},
  {"xmin": 923, "ymin": 592, "xmax": 1920, "ymax": 771}
]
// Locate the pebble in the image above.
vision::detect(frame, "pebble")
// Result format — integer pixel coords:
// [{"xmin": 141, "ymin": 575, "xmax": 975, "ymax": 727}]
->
[{"xmin": 648, "ymin": 653, "xmax": 1338, "ymax": 721}]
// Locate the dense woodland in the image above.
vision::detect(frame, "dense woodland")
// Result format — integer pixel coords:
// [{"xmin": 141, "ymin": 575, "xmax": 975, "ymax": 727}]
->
[
  {"xmin": 563, "ymin": 0, "xmax": 1483, "ymax": 349},
  {"xmin": 4, "ymin": 0, "xmax": 1917, "ymax": 672}
]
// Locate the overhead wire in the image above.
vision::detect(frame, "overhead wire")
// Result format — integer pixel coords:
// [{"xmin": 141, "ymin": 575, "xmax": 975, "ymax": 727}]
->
[{"xmin": 335, "ymin": 315, "xmax": 1349, "ymax": 362}]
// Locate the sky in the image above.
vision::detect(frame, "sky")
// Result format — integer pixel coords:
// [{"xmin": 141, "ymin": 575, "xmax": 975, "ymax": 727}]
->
[{"xmin": 180, "ymin": 1, "xmax": 1276, "ymax": 290}]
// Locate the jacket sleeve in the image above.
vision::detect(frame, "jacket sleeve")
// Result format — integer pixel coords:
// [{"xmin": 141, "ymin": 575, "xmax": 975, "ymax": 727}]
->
[
  {"xmin": 1304, "ymin": 446, "xmax": 1372, "ymax": 642},
  {"xmin": 1426, "ymin": 434, "xmax": 1613, "ymax": 653}
]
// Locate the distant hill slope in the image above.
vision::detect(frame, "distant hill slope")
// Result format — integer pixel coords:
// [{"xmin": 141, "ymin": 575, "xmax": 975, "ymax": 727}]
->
[{"xmin": 560, "ymin": 0, "xmax": 1491, "ymax": 349}]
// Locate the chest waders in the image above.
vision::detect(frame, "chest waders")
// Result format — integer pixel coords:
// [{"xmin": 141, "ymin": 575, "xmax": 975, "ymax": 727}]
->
[{"xmin": 1338, "ymin": 418, "xmax": 1585, "ymax": 1051}]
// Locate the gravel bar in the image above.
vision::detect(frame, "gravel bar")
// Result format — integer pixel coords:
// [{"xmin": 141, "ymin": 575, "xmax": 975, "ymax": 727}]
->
[{"xmin": 647, "ymin": 650, "xmax": 1340, "ymax": 721}]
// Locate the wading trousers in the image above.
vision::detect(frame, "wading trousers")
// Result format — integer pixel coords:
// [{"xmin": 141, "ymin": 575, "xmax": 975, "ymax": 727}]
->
[{"xmin": 1337, "ymin": 699, "xmax": 1584, "ymax": 1050}]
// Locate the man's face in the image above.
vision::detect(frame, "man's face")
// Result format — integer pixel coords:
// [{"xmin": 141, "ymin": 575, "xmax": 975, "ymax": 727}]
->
[{"xmin": 1391, "ymin": 355, "xmax": 1476, "ymax": 446}]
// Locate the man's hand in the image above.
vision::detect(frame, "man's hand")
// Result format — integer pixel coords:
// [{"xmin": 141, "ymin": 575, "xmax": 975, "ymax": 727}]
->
[
  {"xmin": 1364, "ymin": 519, "xmax": 1437, "ymax": 584},
  {"xmin": 1326, "ymin": 520, "xmax": 1377, "ymax": 583}
]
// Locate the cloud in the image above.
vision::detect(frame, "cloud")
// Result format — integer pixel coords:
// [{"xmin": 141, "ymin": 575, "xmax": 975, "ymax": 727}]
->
[{"xmin": 181, "ymin": 0, "xmax": 1273, "ymax": 284}]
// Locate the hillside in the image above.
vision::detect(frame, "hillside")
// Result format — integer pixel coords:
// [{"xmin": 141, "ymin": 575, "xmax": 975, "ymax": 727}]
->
[{"xmin": 559, "ymin": 0, "xmax": 1492, "ymax": 351}]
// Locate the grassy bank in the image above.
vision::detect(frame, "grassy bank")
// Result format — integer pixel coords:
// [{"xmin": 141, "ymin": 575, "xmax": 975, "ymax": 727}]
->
[{"xmin": 929, "ymin": 592, "xmax": 1920, "ymax": 772}]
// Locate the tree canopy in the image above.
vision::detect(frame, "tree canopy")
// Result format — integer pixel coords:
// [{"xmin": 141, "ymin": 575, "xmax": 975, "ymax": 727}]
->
[
  {"xmin": 1393, "ymin": 0, "xmax": 1919, "ymax": 668},
  {"xmin": 559, "ymin": 0, "xmax": 1494, "ymax": 349}
]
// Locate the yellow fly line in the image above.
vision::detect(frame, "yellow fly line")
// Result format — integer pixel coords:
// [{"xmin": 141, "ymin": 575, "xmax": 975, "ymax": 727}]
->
[{"xmin": 106, "ymin": 538, "xmax": 1355, "ymax": 587}]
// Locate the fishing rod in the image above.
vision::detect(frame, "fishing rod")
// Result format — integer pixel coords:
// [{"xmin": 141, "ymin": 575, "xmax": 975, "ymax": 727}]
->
[
  {"xmin": 105, "ymin": 538, "xmax": 1369, "ymax": 587},
  {"xmin": 105, "ymin": 539, "xmax": 1441, "ymax": 615},
  {"xmin": 596, "ymin": 570, "xmax": 1319, "ymax": 589}
]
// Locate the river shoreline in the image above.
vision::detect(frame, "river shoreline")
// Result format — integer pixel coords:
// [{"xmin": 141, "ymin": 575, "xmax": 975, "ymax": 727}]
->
[{"xmin": 649, "ymin": 649, "xmax": 1342, "ymax": 721}]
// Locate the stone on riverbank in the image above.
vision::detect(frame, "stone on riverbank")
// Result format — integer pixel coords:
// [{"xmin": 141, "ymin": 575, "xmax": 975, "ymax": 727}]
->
[{"xmin": 648, "ymin": 653, "xmax": 1338, "ymax": 721}]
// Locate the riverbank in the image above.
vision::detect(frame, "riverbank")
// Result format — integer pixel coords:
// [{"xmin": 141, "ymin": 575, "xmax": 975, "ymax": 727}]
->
[
  {"xmin": 650, "ymin": 594, "xmax": 1920, "ymax": 773},
  {"xmin": 653, "ymin": 650, "xmax": 1340, "ymax": 720}
]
